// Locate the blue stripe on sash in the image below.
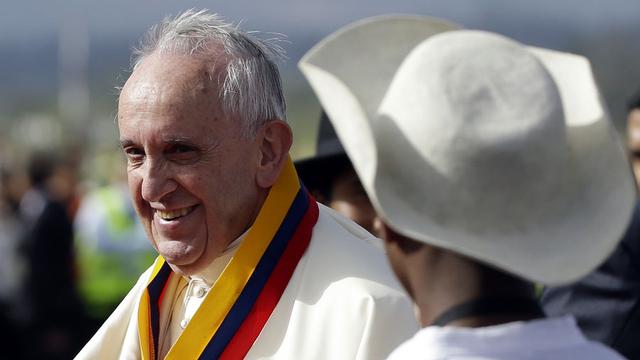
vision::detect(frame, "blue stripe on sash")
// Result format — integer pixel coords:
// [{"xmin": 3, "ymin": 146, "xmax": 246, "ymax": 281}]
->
[
  {"xmin": 147, "ymin": 262, "xmax": 172, "ymax": 359},
  {"xmin": 198, "ymin": 186, "xmax": 310, "ymax": 359}
]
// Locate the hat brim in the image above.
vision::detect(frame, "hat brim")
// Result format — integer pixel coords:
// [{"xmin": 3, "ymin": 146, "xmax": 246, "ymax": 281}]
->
[{"xmin": 299, "ymin": 15, "xmax": 636, "ymax": 285}]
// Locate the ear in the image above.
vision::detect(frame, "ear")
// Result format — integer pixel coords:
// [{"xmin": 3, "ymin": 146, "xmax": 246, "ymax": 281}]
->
[
  {"xmin": 373, "ymin": 217, "xmax": 402, "ymax": 244},
  {"xmin": 256, "ymin": 120, "xmax": 293, "ymax": 189},
  {"xmin": 378, "ymin": 220, "xmax": 423, "ymax": 255}
]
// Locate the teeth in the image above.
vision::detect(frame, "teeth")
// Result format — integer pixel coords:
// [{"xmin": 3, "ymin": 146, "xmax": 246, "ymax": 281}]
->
[{"xmin": 156, "ymin": 206, "xmax": 193, "ymax": 220}]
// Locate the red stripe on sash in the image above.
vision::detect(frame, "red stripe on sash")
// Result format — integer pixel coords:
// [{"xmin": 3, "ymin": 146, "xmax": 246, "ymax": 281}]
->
[
  {"xmin": 157, "ymin": 272, "xmax": 172, "ymax": 308},
  {"xmin": 218, "ymin": 194, "xmax": 319, "ymax": 359}
]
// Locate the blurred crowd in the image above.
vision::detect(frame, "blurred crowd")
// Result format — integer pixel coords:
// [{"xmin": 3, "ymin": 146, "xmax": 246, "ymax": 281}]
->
[
  {"xmin": 2, "ymin": 92, "xmax": 639, "ymax": 359},
  {"xmin": 0, "ymin": 149, "xmax": 154, "ymax": 359},
  {"xmin": 0, "ymin": 54, "xmax": 639, "ymax": 360}
]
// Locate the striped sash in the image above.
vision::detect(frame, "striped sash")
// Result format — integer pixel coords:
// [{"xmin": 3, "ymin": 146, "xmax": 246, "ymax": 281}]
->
[{"xmin": 138, "ymin": 159, "xmax": 319, "ymax": 359}]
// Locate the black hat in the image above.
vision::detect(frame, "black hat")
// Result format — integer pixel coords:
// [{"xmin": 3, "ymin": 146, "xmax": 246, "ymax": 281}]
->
[{"xmin": 295, "ymin": 112, "xmax": 352, "ymax": 196}]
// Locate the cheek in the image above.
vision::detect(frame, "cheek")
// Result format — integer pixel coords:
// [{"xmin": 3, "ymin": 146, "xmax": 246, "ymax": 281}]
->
[
  {"xmin": 216, "ymin": 156, "xmax": 257, "ymax": 198},
  {"xmin": 193, "ymin": 144, "xmax": 260, "ymax": 228},
  {"xmin": 354, "ymin": 199, "xmax": 376, "ymax": 222},
  {"xmin": 383, "ymin": 241, "xmax": 412, "ymax": 294},
  {"xmin": 127, "ymin": 173, "xmax": 139, "ymax": 196},
  {"xmin": 184, "ymin": 172, "xmax": 229, "ymax": 219}
]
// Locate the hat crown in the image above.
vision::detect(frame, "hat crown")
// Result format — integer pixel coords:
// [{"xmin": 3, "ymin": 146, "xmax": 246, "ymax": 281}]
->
[{"xmin": 377, "ymin": 31, "xmax": 569, "ymax": 227}]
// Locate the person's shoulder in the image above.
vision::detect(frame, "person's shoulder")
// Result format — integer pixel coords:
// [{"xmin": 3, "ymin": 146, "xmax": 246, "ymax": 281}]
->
[
  {"xmin": 580, "ymin": 343, "xmax": 629, "ymax": 360},
  {"xmin": 304, "ymin": 204, "xmax": 406, "ymax": 299},
  {"xmin": 75, "ymin": 260, "xmax": 158, "ymax": 360},
  {"xmin": 316, "ymin": 203, "xmax": 384, "ymax": 250},
  {"xmin": 621, "ymin": 201, "xmax": 640, "ymax": 259},
  {"xmin": 312, "ymin": 204, "xmax": 387, "ymax": 269},
  {"xmin": 386, "ymin": 329, "xmax": 434, "ymax": 360},
  {"xmin": 547, "ymin": 340, "xmax": 628, "ymax": 360},
  {"xmin": 525, "ymin": 317, "xmax": 628, "ymax": 360}
]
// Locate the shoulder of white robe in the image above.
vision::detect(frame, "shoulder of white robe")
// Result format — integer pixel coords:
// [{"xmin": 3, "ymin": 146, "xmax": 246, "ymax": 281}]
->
[{"xmin": 74, "ymin": 266, "xmax": 154, "ymax": 360}]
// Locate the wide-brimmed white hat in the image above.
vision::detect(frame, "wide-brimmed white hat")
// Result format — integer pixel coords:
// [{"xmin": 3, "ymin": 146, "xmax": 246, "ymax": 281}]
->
[{"xmin": 299, "ymin": 15, "xmax": 636, "ymax": 285}]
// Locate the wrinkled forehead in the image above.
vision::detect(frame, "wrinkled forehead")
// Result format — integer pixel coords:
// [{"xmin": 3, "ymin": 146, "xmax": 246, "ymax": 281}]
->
[
  {"xmin": 125, "ymin": 53, "xmax": 223, "ymax": 96},
  {"xmin": 118, "ymin": 55, "xmax": 235, "ymax": 126}
]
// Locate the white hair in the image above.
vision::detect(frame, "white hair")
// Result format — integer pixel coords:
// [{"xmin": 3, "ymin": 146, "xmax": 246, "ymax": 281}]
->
[{"xmin": 131, "ymin": 9, "xmax": 287, "ymax": 137}]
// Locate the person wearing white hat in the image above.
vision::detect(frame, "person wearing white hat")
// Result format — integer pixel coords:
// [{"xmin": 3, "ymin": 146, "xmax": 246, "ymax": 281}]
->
[{"xmin": 300, "ymin": 15, "xmax": 636, "ymax": 359}]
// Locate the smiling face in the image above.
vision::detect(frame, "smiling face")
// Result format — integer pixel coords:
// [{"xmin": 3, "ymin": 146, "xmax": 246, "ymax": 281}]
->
[{"xmin": 118, "ymin": 52, "xmax": 265, "ymax": 276}]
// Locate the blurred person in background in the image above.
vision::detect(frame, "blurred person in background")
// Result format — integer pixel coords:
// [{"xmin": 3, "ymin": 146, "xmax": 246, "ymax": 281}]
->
[
  {"xmin": 74, "ymin": 152, "xmax": 155, "ymax": 328},
  {"xmin": 542, "ymin": 89, "xmax": 640, "ymax": 359},
  {"xmin": 77, "ymin": 9, "xmax": 417, "ymax": 359},
  {"xmin": 0, "ymin": 163, "xmax": 27, "ymax": 358},
  {"xmin": 295, "ymin": 111, "xmax": 377, "ymax": 236},
  {"xmin": 301, "ymin": 15, "xmax": 634, "ymax": 359},
  {"xmin": 18, "ymin": 151, "xmax": 87, "ymax": 360},
  {"xmin": 627, "ymin": 90, "xmax": 640, "ymax": 189}
]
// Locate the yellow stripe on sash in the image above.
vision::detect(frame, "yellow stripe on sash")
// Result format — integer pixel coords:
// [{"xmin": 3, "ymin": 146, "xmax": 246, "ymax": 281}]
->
[{"xmin": 165, "ymin": 158, "xmax": 300, "ymax": 359}]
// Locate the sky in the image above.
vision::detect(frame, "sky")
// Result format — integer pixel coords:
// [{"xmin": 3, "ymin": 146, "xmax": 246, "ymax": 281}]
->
[
  {"xmin": 3, "ymin": 0, "xmax": 639, "ymax": 45},
  {"xmin": 1, "ymin": 0, "xmax": 639, "ymax": 154}
]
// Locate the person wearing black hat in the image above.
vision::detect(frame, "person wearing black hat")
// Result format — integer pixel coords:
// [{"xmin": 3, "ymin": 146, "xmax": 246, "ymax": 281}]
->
[
  {"xmin": 541, "ymin": 89, "xmax": 640, "ymax": 360},
  {"xmin": 295, "ymin": 112, "xmax": 377, "ymax": 234}
]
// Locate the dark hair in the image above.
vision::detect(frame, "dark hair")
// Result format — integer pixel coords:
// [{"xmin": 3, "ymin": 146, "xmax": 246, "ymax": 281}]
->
[
  {"xmin": 27, "ymin": 152, "xmax": 58, "ymax": 187},
  {"xmin": 301, "ymin": 155, "xmax": 353, "ymax": 201},
  {"xmin": 295, "ymin": 111, "xmax": 353, "ymax": 201}
]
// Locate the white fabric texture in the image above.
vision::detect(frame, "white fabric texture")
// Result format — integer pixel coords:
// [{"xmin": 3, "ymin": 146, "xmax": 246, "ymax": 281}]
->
[
  {"xmin": 75, "ymin": 203, "xmax": 419, "ymax": 359},
  {"xmin": 387, "ymin": 316, "xmax": 626, "ymax": 360}
]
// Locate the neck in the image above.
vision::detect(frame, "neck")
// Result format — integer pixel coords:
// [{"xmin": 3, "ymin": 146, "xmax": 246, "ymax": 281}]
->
[
  {"xmin": 408, "ymin": 248, "xmax": 538, "ymax": 328},
  {"xmin": 190, "ymin": 233, "xmax": 246, "ymax": 285}
]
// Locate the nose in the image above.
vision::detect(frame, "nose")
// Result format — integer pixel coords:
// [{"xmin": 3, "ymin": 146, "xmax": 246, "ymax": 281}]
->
[{"xmin": 140, "ymin": 158, "xmax": 177, "ymax": 203}]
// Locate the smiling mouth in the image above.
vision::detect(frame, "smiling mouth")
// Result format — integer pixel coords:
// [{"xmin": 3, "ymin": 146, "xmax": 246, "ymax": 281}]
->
[{"xmin": 156, "ymin": 206, "xmax": 197, "ymax": 221}]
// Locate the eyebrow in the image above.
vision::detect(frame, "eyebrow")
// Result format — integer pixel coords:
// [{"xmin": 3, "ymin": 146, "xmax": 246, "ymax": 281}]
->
[
  {"xmin": 118, "ymin": 137, "xmax": 196, "ymax": 149},
  {"xmin": 119, "ymin": 139, "xmax": 135, "ymax": 149},
  {"xmin": 164, "ymin": 136, "xmax": 195, "ymax": 145}
]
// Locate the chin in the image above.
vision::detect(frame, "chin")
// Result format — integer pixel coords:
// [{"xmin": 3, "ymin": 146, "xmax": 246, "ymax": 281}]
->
[
  {"xmin": 157, "ymin": 240, "xmax": 201, "ymax": 266},
  {"xmin": 163, "ymin": 255, "xmax": 204, "ymax": 277}
]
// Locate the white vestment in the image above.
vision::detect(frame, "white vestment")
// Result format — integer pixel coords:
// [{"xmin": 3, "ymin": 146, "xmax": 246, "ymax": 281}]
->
[
  {"xmin": 387, "ymin": 316, "xmax": 626, "ymax": 360},
  {"xmin": 76, "ymin": 204, "xmax": 419, "ymax": 359}
]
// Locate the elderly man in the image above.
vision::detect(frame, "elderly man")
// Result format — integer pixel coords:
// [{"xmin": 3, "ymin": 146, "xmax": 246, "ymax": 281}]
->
[
  {"xmin": 76, "ymin": 10, "xmax": 417, "ymax": 360},
  {"xmin": 301, "ymin": 15, "xmax": 635, "ymax": 359}
]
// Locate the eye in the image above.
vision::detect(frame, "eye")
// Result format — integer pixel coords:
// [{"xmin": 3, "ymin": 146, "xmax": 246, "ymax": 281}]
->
[
  {"xmin": 166, "ymin": 143, "xmax": 199, "ymax": 163},
  {"xmin": 172, "ymin": 145, "xmax": 194, "ymax": 153},
  {"xmin": 123, "ymin": 147, "xmax": 145, "ymax": 164}
]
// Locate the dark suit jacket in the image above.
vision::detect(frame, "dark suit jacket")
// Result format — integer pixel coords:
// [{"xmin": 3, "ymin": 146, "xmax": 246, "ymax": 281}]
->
[{"xmin": 542, "ymin": 202, "xmax": 640, "ymax": 359}]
